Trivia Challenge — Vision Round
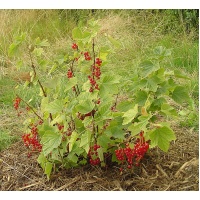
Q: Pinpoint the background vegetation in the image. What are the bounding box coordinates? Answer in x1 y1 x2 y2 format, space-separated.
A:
0 9 199 151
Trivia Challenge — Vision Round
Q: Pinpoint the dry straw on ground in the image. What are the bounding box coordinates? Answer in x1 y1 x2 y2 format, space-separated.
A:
0 124 198 191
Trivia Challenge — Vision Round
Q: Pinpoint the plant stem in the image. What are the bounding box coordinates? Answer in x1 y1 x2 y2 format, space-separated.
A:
28 48 53 121
70 58 80 96
92 38 96 80
92 38 96 138
16 94 43 120
112 93 119 110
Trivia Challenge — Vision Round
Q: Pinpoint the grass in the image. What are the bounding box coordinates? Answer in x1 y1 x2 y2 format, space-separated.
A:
0 9 198 150
0 130 18 151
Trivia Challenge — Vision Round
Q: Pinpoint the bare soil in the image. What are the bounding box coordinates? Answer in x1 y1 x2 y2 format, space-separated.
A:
0 125 199 191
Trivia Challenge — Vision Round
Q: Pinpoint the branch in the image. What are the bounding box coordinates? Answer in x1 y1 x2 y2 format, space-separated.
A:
28 48 53 121
70 58 80 96
92 38 96 80
16 94 43 121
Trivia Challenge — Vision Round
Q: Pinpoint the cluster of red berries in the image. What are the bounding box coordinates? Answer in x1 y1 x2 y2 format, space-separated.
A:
84 52 91 61
92 65 101 79
124 144 135 168
115 131 149 169
72 43 78 50
88 58 102 92
133 132 149 166
57 123 64 131
66 127 72 136
88 144 101 165
115 144 135 169
67 69 73 79
110 105 116 111
26 106 30 111
22 125 42 155
77 110 96 121
96 98 101 104
95 58 102 66
115 148 125 162
56 123 73 137
13 97 21 110
88 76 99 92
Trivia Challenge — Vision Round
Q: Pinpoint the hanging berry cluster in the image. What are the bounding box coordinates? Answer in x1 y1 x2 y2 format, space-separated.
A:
84 52 91 61
95 58 102 66
67 69 73 79
56 123 72 141
88 144 101 165
13 97 22 116
57 123 64 131
115 131 149 170
71 43 78 50
13 97 21 110
133 131 149 166
22 124 42 156
88 58 102 93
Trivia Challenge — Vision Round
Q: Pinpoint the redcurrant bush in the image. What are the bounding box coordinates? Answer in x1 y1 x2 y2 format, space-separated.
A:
10 20 193 180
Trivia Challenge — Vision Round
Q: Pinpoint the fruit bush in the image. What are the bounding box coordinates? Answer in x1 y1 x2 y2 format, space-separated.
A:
10 20 194 179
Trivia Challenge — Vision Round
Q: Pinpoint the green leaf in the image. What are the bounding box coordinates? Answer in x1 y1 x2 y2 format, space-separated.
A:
106 118 125 139
146 75 161 92
128 115 150 136
174 70 190 80
149 126 176 152
116 100 134 112
69 131 78 152
35 38 50 47
80 131 92 153
122 104 138 125
171 86 190 104
45 99 64 114
75 99 95 114
97 135 112 149
161 103 178 117
154 46 171 57
99 51 108 61
64 77 78 92
67 152 78 163
97 148 104 162
51 114 66 126
82 116 93 127
99 74 121 96
101 74 120 84
8 43 19 56
149 97 167 111
41 97 49 113
41 130 62 156
99 46 112 61
72 27 82 39
37 153 53 180
154 46 165 55
100 83 118 96
37 152 47 169
33 48 44 57
51 148 62 161
8 32 26 56
139 60 159 78
135 90 148 106
48 64 58 75
156 81 169 96
107 35 121 48
70 140 84 155
45 162 53 180
98 103 112 119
